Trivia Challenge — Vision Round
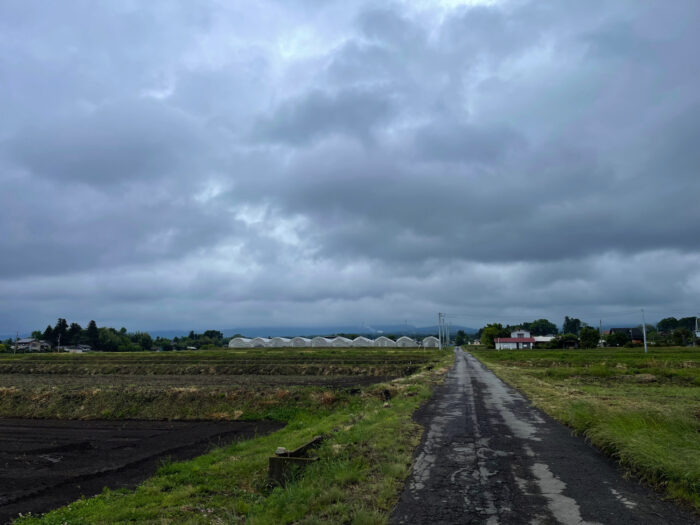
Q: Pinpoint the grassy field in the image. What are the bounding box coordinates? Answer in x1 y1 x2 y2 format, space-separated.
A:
470 347 700 509
2 347 453 524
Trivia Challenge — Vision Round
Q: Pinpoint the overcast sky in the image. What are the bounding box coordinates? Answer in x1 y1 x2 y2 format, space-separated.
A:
1 0 699 333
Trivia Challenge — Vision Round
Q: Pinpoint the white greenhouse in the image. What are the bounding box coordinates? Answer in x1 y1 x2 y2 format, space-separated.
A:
374 336 397 347
352 336 374 347
269 337 291 347
228 337 252 348
250 337 271 348
291 337 311 347
331 336 353 347
311 336 332 347
396 336 418 347
422 336 439 348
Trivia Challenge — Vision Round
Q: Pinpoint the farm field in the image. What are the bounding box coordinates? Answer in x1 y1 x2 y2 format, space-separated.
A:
1 347 452 524
0 419 282 524
470 347 700 509
0 348 437 421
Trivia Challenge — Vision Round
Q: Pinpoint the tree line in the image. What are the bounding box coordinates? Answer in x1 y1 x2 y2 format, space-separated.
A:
0 319 231 353
476 315 698 349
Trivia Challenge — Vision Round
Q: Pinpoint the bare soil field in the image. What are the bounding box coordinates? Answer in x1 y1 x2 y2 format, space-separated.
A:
0 419 282 524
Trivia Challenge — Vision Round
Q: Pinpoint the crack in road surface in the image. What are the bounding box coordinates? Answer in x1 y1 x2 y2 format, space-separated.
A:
391 348 697 525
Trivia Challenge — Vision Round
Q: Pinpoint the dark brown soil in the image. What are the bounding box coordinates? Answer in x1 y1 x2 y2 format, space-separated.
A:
0 418 283 524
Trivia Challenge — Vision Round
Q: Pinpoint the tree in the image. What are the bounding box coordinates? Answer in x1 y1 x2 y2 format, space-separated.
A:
138 333 153 350
562 316 582 335
42 325 55 346
480 324 508 348
202 330 223 341
31 330 42 339
454 330 467 346
54 318 68 344
154 337 173 351
678 317 696 331
657 317 678 332
579 326 599 349
98 328 121 352
67 323 82 345
672 327 691 346
523 319 558 336
86 320 99 348
558 333 580 348
606 331 628 347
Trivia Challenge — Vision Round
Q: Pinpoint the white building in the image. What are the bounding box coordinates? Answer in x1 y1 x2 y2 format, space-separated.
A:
331 336 353 347
533 335 555 345
422 336 439 348
269 337 291 347
495 330 535 350
311 336 332 347
396 336 418 347
250 337 271 348
374 336 397 347
228 337 252 348
291 337 311 347
352 336 374 347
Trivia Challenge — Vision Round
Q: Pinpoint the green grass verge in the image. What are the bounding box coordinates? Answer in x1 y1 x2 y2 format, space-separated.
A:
13 352 454 524
470 347 700 510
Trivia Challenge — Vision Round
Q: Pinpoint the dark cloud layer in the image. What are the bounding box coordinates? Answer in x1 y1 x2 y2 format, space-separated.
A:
1 0 699 332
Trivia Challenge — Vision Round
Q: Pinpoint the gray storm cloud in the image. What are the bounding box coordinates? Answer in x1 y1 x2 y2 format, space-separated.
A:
1 0 698 333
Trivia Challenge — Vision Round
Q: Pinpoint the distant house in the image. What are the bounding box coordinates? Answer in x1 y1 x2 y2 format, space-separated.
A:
422 336 439 348
533 335 555 347
64 345 92 353
607 327 644 343
14 338 51 352
495 330 536 350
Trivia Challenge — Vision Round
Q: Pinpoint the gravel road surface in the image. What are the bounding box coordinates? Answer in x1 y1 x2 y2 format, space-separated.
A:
391 348 697 525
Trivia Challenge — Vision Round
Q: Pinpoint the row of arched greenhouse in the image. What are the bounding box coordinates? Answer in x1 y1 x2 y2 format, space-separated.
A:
228 335 440 348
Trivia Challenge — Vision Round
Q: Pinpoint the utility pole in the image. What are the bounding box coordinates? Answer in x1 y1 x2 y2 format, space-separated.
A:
441 313 445 349
438 313 442 350
641 309 648 354
599 320 603 347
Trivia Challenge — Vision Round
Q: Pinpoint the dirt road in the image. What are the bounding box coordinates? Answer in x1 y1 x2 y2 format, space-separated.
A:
391 348 697 524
